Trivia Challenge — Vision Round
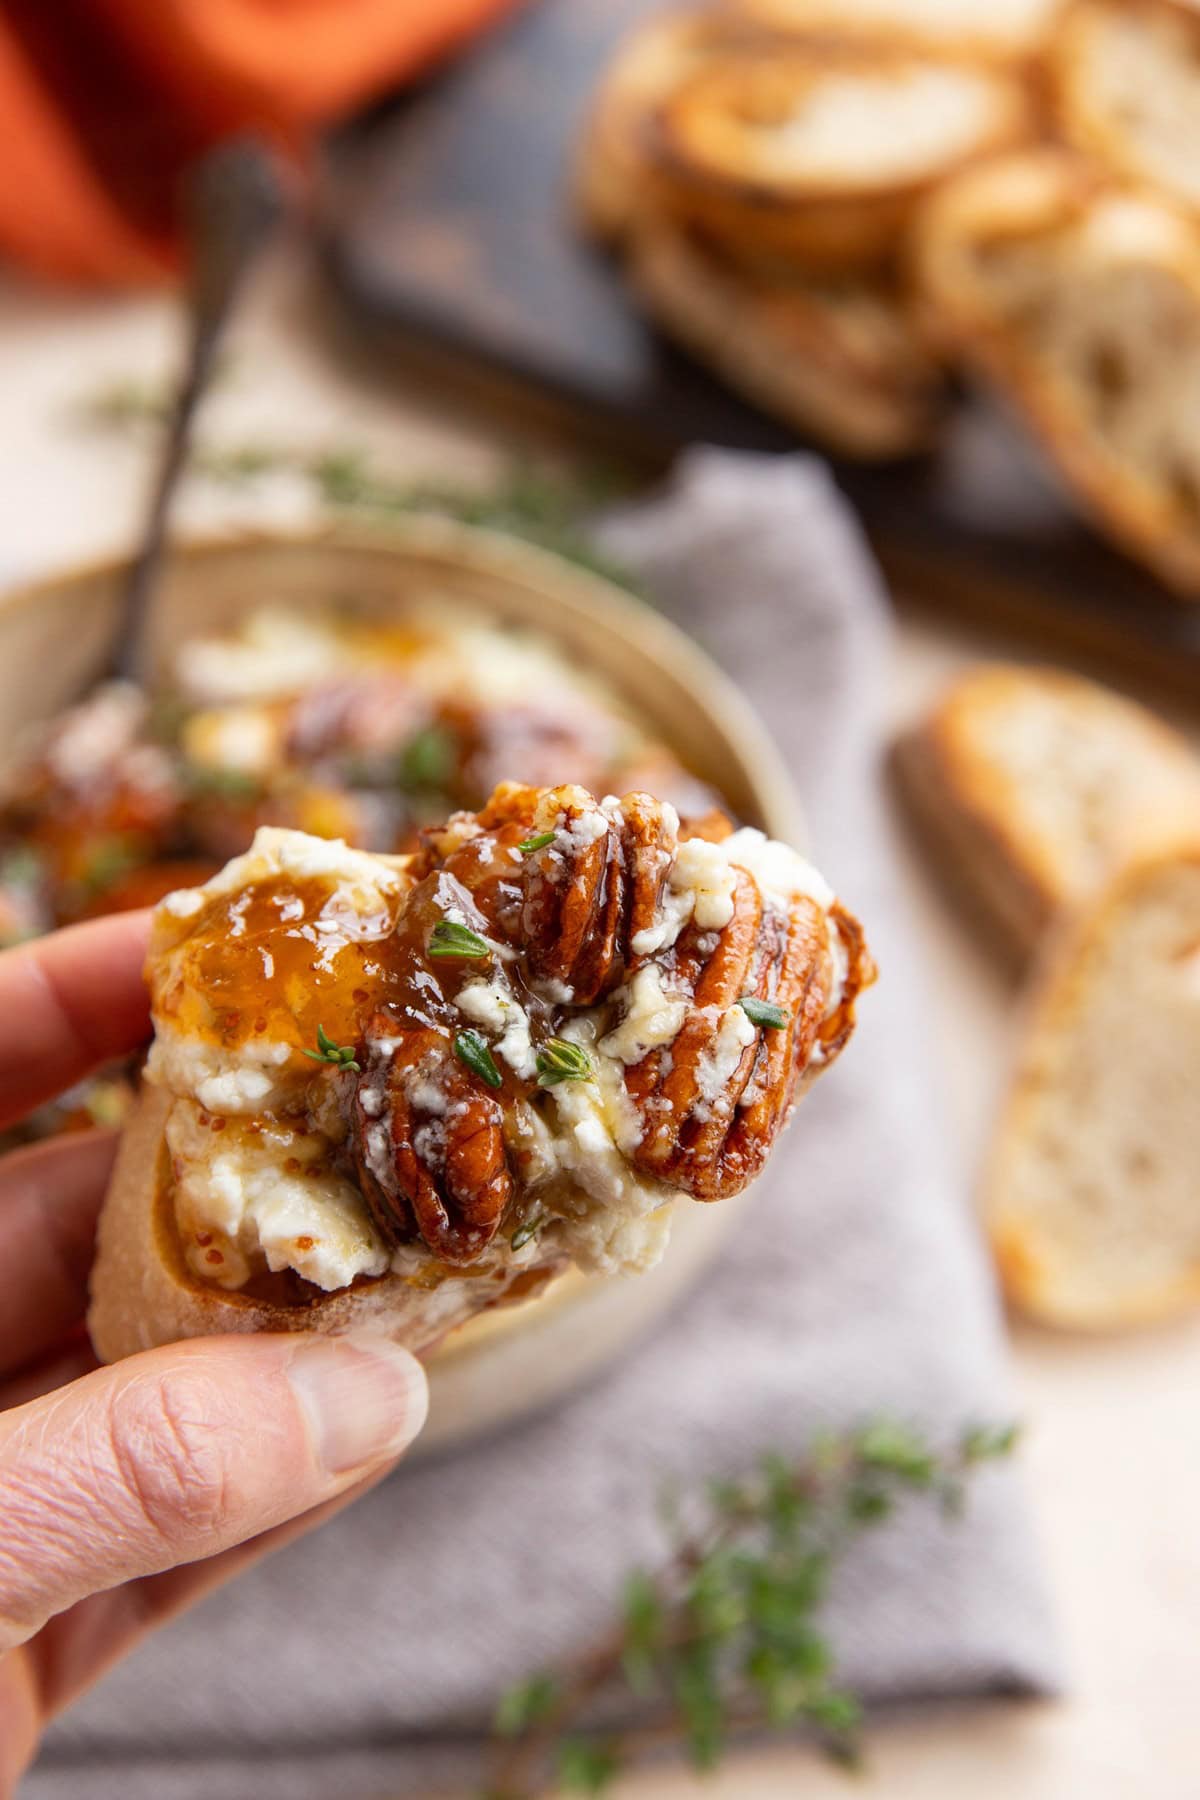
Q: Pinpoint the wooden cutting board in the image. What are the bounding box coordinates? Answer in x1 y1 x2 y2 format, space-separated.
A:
320 0 1200 691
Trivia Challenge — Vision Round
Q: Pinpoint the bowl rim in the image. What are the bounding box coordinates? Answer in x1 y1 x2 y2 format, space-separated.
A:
0 514 802 843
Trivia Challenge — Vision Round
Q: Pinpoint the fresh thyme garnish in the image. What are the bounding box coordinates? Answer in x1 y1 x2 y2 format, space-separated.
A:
487 1420 1020 1797
454 1029 503 1089
77 375 643 593
398 725 455 793
428 919 492 960
510 1210 547 1252
739 996 789 1030
301 1024 361 1072
536 1039 592 1086
517 832 557 855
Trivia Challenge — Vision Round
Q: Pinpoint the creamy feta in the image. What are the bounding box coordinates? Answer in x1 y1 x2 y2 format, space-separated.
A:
166 1102 388 1292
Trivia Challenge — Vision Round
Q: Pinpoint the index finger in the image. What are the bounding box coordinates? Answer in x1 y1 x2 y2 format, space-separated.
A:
0 912 151 1128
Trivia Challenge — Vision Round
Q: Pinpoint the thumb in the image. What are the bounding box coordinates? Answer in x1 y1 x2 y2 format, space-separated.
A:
0 1332 426 1653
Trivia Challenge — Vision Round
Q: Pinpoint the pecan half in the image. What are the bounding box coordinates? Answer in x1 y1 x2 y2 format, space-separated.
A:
353 1018 513 1265
624 884 872 1199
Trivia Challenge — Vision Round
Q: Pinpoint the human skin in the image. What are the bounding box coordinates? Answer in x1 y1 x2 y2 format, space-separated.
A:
0 911 428 1794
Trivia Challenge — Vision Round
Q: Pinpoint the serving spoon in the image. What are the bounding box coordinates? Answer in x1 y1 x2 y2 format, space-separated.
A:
109 137 289 684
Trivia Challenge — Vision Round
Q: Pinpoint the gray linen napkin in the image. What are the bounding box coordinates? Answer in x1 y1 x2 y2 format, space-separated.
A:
31 449 1058 1799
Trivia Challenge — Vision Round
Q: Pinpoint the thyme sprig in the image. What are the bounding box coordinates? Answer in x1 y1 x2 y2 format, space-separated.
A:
486 1419 1019 1798
301 1023 361 1072
77 377 640 593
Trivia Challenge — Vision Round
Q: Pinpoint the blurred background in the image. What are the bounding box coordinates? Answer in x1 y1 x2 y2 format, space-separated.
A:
1 1 1198 1796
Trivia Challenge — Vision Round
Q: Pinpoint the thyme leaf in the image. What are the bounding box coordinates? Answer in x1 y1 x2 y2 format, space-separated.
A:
536 1039 592 1087
454 1029 503 1090
510 1210 548 1253
428 919 491 960
516 832 556 855
739 996 789 1030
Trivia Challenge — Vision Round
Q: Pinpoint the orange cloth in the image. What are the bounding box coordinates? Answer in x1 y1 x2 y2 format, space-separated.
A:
0 0 524 285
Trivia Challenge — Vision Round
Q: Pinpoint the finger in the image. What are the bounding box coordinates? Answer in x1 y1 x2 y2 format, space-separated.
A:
0 1331 427 1655
0 912 151 1130
28 1468 391 1724
0 1132 116 1377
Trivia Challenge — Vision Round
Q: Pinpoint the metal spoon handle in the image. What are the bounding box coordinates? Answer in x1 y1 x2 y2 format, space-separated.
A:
111 137 288 683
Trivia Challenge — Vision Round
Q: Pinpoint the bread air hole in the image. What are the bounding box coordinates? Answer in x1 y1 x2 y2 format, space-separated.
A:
1088 339 1131 409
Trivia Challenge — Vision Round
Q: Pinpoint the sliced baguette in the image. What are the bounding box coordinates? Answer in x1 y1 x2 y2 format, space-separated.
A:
730 0 1063 61
644 43 1034 270
575 11 741 243
896 662 1200 957
631 222 944 457
88 1085 566 1363
988 835 1200 1328
1051 0 1200 217
914 150 1200 595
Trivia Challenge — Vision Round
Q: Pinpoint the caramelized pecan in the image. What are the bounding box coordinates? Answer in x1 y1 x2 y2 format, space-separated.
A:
418 782 686 1003
624 885 874 1199
353 1018 513 1265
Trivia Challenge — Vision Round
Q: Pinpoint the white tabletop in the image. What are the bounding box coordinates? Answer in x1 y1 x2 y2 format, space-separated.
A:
2 248 1196 1800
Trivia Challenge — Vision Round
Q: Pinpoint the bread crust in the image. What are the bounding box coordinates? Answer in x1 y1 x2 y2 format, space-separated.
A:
87 1087 563 1364
893 714 1051 959
986 835 1200 1329
631 223 943 457
912 149 1200 596
895 662 1200 957
729 0 1061 62
575 11 741 243
643 44 1034 272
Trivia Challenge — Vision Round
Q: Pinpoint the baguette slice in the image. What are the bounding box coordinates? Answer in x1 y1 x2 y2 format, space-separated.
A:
896 663 1200 956
576 11 740 243
1051 0 1200 217
914 150 1200 595
631 223 944 457
645 43 1033 270
988 836 1200 1328
730 0 1063 61
88 1085 563 1362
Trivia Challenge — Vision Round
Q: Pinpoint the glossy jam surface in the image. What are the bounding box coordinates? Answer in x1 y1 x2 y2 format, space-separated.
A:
153 817 565 1103
155 875 408 1063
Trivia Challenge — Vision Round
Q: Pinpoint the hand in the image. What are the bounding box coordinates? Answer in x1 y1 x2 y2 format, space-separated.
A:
0 912 428 1793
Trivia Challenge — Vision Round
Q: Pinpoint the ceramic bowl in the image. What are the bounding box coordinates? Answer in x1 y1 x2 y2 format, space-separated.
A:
0 520 799 1455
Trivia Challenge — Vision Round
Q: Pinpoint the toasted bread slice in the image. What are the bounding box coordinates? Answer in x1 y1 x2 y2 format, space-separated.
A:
644 43 1033 270
576 11 741 243
896 663 1200 957
988 836 1200 1328
731 0 1062 61
631 222 943 457
88 1086 564 1362
1051 0 1200 217
914 150 1200 595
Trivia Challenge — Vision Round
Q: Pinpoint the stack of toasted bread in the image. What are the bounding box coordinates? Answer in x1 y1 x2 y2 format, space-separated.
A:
897 661 1200 1330
580 0 1200 595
